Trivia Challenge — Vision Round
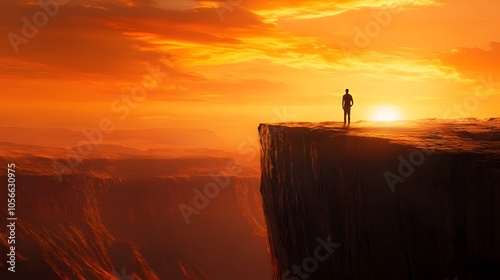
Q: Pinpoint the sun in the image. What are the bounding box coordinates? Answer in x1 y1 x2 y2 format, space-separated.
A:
371 106 401 122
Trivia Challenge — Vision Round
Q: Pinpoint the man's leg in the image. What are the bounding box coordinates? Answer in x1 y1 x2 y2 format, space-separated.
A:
344 109 347 124
348 108 351 124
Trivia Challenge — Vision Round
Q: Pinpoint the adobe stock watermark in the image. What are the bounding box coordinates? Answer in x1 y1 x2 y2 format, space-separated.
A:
282 235 340 280
51 61 169 182
384 148 434 192
340 1 410 57
177 160 242 225
444 74 499 118
215 0 243 22
385 74 499 192
178 106 296 224
112 267 135 280
7 0 69 54
269 106 296 132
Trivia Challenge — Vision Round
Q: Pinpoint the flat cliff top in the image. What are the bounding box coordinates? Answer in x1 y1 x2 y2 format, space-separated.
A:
260 118 500 159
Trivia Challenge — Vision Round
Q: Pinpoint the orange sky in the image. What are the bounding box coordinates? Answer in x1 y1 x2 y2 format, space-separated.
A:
1 0 499 146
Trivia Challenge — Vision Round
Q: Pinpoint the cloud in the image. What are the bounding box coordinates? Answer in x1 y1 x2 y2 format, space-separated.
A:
438 42 500 79
216 0 442 21
0 1 271 80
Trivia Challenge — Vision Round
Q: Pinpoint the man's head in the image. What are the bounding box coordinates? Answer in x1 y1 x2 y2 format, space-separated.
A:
345 89 349 94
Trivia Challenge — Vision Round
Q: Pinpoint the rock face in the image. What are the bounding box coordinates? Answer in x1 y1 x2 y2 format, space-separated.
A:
259 120 500 280
0 155 271 280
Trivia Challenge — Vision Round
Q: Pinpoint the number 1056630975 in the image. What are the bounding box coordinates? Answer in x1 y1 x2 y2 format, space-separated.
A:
7 163 16 216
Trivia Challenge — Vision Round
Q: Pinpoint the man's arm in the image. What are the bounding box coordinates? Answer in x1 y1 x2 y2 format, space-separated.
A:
342 96 345 108
351 96 354 107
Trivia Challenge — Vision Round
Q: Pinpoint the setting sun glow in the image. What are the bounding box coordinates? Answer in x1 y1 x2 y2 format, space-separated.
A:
371 106 401 122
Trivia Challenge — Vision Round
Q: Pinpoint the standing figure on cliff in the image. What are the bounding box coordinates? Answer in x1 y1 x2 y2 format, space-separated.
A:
342 89 354 124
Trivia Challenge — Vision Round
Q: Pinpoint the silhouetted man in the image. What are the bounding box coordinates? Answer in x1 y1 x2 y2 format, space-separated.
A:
342 89 354 124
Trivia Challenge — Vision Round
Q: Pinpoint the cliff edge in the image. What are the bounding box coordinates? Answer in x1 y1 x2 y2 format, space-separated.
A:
259 120 500 279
